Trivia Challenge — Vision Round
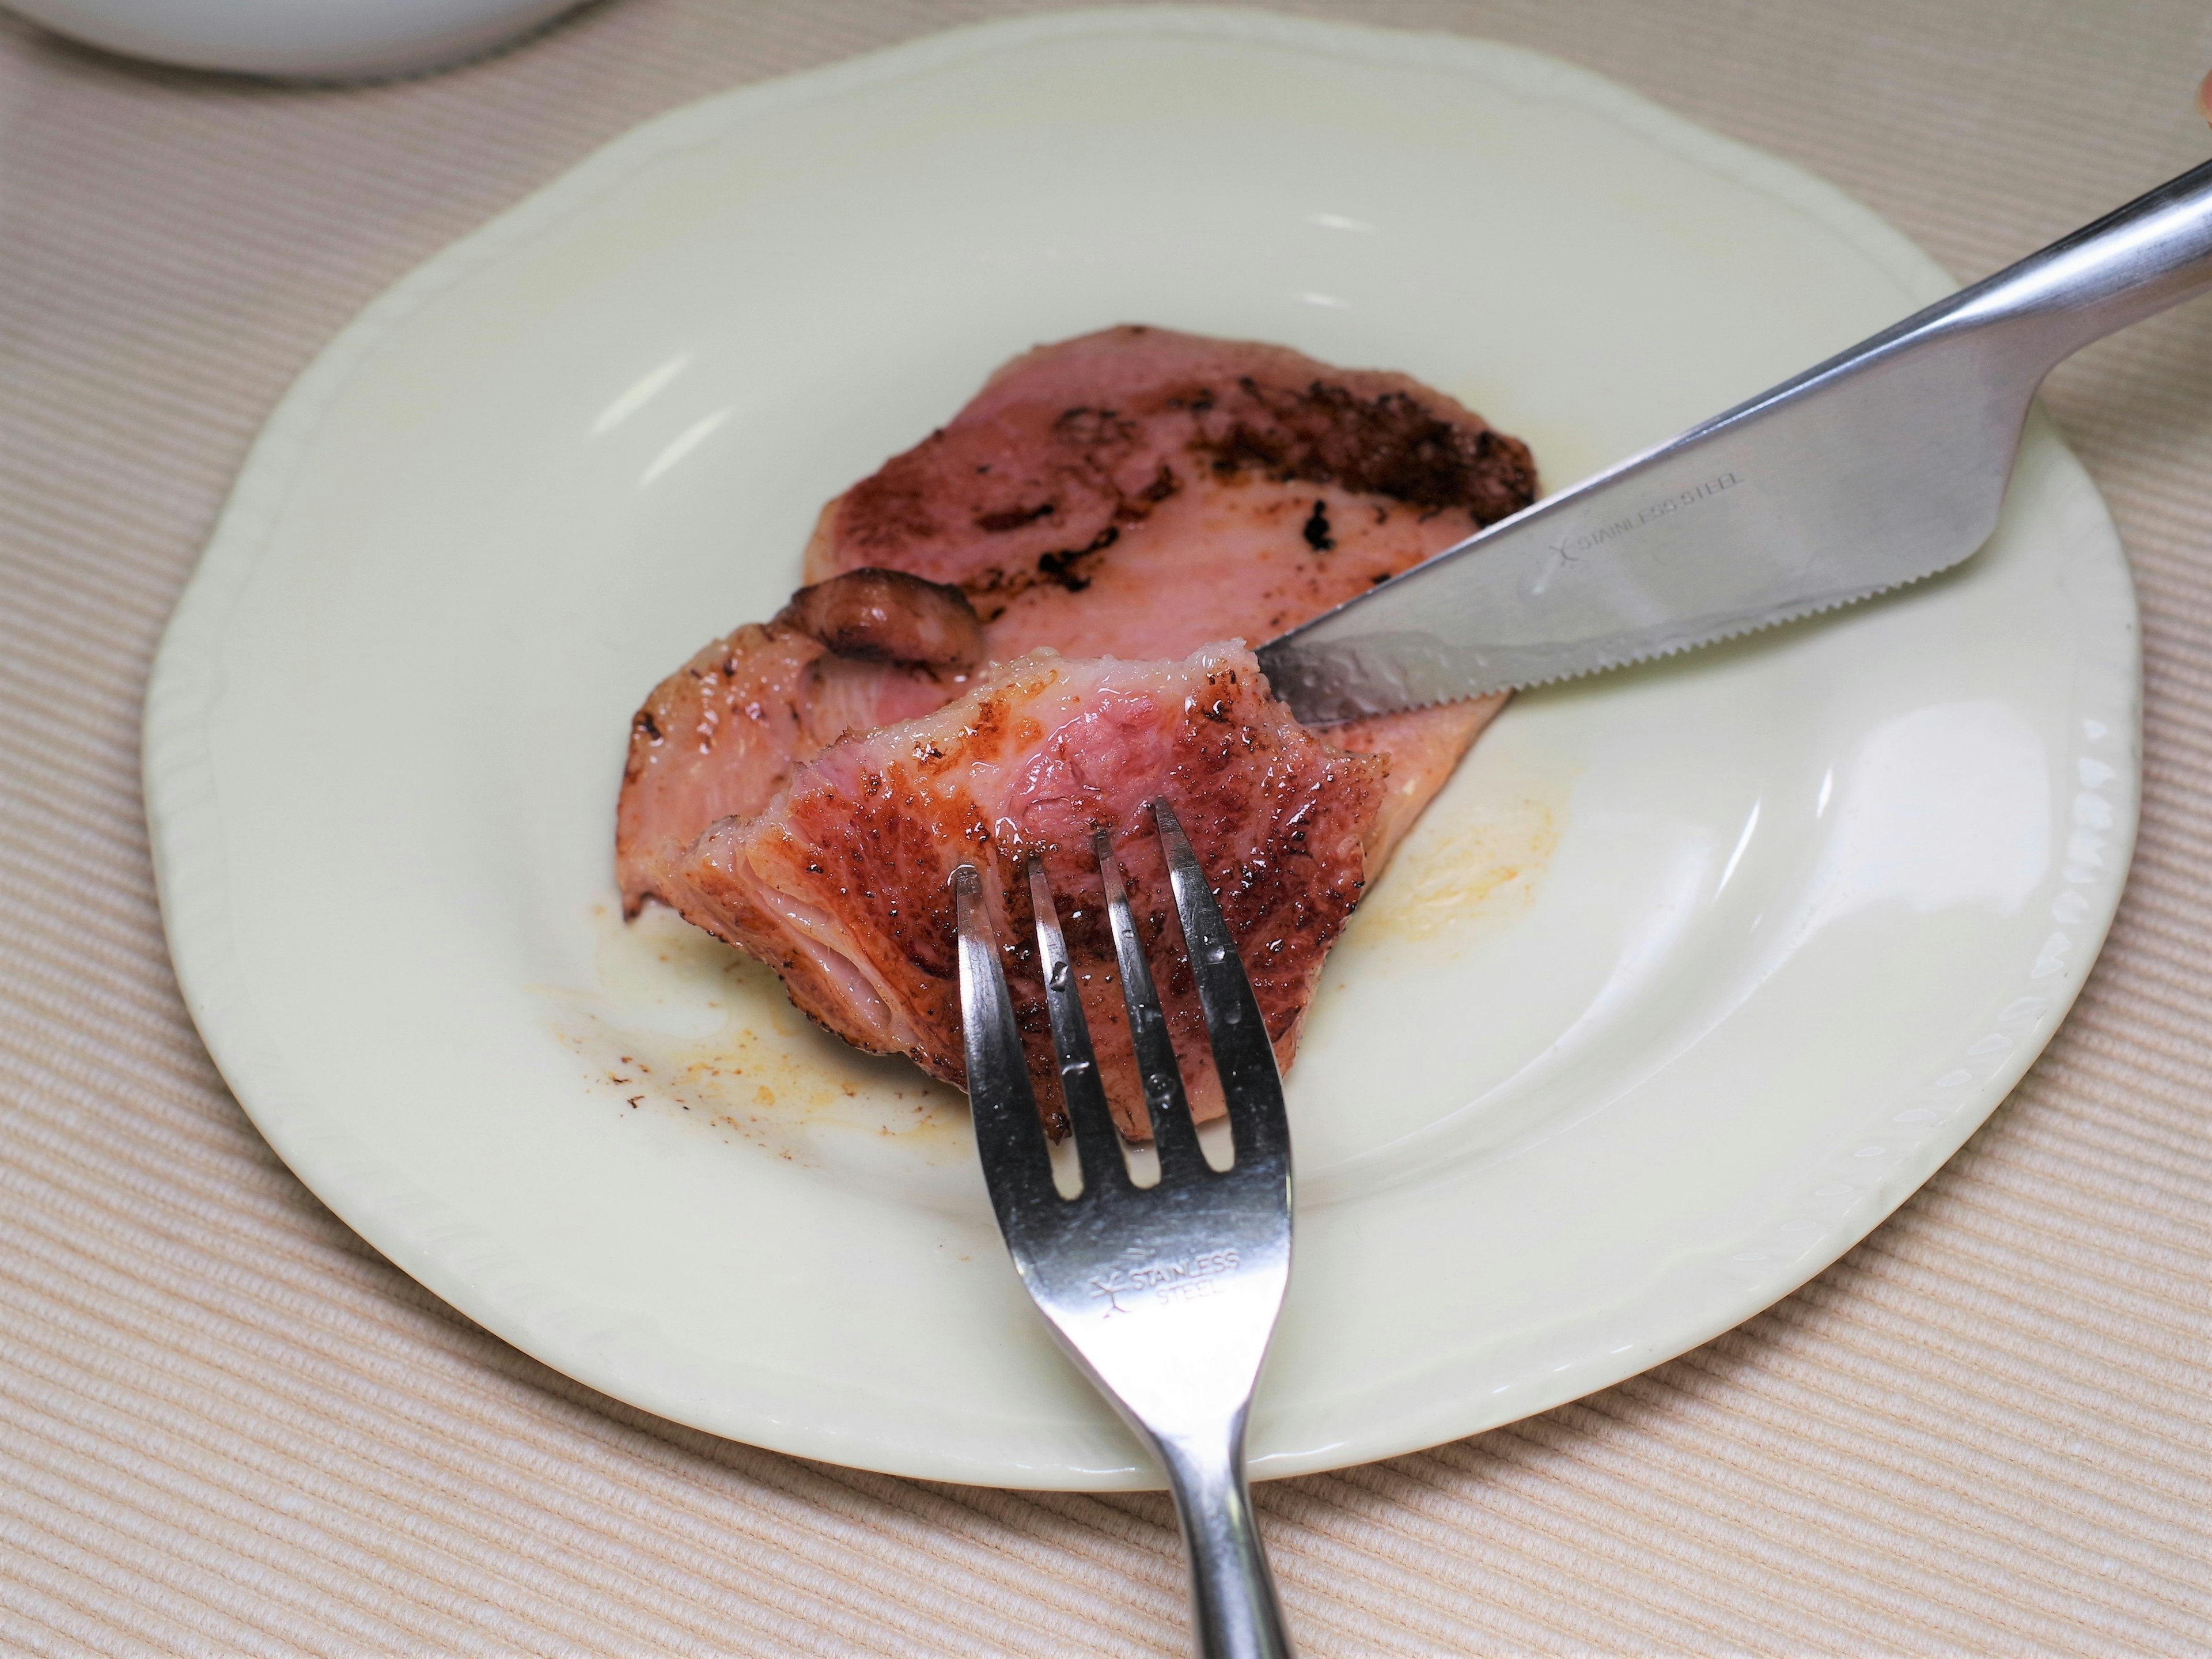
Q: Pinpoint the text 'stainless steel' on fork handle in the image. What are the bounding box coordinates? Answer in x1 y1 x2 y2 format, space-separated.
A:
953 802 1296 1659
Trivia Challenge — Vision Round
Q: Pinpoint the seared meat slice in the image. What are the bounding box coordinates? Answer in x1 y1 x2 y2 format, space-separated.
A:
804 325 1536 654
616 569 982 916
801 325 1537 861
615 329 1539 1127
654 643 1385 1138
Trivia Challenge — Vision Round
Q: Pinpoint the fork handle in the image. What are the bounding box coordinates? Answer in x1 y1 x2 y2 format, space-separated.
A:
1156 1419 1295 1659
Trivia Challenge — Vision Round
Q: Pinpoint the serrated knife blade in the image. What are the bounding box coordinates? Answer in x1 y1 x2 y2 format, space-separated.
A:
1258 157 2212 724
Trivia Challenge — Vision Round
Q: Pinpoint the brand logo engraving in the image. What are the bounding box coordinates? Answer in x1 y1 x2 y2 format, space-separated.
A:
1086 1248 1241 1316
1546 471 1743 566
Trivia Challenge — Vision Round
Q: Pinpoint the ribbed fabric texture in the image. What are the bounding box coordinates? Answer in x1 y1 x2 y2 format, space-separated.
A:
2 2 2208 1652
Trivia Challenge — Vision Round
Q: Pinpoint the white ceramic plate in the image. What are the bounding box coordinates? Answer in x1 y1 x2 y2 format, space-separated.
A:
145 9 2139 1489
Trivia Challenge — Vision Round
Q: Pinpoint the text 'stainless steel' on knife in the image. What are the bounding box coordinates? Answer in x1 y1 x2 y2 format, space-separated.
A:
1259 158 2212 723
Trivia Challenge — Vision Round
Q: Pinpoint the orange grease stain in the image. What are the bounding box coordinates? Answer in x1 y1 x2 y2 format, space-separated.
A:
1354 797 1560 944
549 903 969 1169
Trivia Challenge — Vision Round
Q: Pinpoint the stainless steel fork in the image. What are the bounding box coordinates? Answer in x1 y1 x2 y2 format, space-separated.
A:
952 798 1296 1659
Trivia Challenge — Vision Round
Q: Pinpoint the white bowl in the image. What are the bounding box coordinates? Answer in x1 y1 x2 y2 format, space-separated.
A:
6 0 586 79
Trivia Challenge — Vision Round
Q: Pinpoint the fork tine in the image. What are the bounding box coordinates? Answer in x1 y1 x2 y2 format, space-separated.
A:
1025 849 1128 1194
1094 826 1210 1185
1150 799 1291 1168
952 863 1055 1205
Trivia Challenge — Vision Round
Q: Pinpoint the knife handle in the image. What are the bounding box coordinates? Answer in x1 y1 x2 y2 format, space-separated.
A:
1894 155 2212 384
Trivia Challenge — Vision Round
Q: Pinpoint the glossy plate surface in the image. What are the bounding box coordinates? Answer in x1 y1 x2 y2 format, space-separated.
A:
145 9 2139 1488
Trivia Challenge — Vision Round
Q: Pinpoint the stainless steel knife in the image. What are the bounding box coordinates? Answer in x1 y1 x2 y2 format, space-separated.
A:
1257 158 2212 724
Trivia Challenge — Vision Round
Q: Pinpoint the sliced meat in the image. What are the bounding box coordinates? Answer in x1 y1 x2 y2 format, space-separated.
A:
804 325 1537 653
801 324 1535 859
617 328 1539 1129
616 569 982 916
1337 702 1503 863
654 643 1385 1138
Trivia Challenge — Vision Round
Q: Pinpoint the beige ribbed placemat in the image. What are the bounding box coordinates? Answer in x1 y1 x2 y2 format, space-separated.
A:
3 1 2209 1652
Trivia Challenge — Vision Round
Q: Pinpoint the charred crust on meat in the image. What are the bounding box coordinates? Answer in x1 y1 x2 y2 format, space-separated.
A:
967 696 1007 745
1035 525 1118 592
1302 499 1334 552
1194 377 1537 524
974 501 1056 533
1113 463 1181 524
963 490 1153 612
632 708 663 744
836 469 942 550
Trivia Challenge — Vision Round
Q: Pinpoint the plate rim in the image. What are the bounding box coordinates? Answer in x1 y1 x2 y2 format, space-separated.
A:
143 5 2143 1488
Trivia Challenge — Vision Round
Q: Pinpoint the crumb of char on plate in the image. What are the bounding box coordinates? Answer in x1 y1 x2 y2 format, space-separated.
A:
646 643 1385 1141
800 323 1534 862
